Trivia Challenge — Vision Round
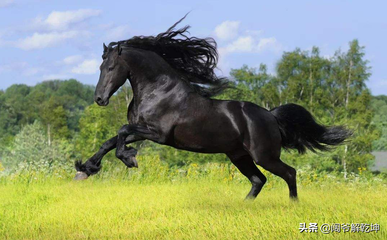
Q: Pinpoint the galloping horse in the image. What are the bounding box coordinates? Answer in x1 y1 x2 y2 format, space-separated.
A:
74 16 351 200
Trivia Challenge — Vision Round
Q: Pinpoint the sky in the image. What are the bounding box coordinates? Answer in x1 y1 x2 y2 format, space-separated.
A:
0 0 386 95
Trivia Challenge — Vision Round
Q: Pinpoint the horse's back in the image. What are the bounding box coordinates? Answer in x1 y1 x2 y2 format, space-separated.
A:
170 97 280 155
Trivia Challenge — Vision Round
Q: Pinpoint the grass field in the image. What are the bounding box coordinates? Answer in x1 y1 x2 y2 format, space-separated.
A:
0 175 386 240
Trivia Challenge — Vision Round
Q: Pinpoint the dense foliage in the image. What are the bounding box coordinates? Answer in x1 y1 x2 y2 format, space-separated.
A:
0 79 94 148
372 95 387 150
0 39 386 177
1 121 73 174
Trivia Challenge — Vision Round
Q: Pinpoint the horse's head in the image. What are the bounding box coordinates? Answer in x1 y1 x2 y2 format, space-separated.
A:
95 43 129 106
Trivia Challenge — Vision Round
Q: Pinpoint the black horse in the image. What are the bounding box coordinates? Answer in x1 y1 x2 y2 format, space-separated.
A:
75 16 351 200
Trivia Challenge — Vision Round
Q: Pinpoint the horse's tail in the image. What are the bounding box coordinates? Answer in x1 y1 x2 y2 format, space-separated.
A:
270 103 352 154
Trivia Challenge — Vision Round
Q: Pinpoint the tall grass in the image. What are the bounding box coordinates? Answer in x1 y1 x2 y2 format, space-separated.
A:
0 156 386 239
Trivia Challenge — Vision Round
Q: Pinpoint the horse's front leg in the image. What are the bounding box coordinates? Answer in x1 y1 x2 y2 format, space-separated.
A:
74 136 118 180
115 124 158 168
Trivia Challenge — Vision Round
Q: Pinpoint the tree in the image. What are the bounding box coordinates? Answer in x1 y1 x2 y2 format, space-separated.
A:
40 96 70 143
371 95 387 150
1 121 73 173
0 79 94 155
330 40 377 176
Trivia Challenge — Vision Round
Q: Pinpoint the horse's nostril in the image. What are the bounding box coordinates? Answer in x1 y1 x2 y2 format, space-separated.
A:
95 96 108 106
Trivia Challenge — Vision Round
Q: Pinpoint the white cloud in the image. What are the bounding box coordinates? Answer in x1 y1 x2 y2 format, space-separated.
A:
63 55 83 65
0 0 13 8
220 36 282 55
16 31 88 50
223 36 254 53
245 29 262 36
71 59 100 75
13 31 90 50
214 21 283 57
214 21 240 41
257 37 282 53
34 9 101 31
106 25 131 41
12 9 100 50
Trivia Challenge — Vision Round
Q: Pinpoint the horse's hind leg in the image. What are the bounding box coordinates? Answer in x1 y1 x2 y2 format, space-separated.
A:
242 109 297 199
227 151 267 200
240 104 297 199
256 156 298 199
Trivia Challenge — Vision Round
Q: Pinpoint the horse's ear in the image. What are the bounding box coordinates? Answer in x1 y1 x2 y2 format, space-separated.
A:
103 43 108 52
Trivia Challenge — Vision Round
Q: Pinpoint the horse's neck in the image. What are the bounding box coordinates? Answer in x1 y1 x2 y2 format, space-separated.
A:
128 74 194 104
124 48 197 105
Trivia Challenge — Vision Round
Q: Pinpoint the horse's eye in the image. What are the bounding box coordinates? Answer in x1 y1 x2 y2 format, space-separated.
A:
108 66 114 71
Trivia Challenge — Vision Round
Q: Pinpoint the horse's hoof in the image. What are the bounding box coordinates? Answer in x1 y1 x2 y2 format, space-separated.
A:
74 171 89 180
130 156 138 168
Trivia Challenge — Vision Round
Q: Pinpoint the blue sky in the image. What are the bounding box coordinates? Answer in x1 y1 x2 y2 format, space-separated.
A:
0 0 386 95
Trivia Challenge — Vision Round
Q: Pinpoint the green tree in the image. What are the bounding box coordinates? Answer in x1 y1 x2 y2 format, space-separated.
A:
371 95 387 150
0 79 94 155
40 96 70 143
1 121 73 173
331 40 378 176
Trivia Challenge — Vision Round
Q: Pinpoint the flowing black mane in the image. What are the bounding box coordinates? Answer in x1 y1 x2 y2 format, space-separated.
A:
106 15 229 97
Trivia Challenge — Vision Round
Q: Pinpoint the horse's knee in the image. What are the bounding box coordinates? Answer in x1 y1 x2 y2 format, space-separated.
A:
289 166 296 176
287 167 296 181
127 147 138 156
250 175 266 187
115 149 124 159
118 124 130 136
116 147 137 159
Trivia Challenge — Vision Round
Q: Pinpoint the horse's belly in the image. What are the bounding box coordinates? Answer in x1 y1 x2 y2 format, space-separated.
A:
171 124 241 153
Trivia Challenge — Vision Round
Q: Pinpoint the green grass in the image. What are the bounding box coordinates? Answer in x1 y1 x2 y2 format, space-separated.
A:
0 177 386 239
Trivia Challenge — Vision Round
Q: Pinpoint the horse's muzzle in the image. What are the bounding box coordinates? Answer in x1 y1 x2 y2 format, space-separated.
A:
95 97 109 106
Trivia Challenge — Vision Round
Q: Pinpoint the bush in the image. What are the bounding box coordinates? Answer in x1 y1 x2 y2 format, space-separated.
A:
1 121 74 175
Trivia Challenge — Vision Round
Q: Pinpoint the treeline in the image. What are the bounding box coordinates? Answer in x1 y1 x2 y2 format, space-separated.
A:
0 79 94 147
0 39 386 175
0 80 131 172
